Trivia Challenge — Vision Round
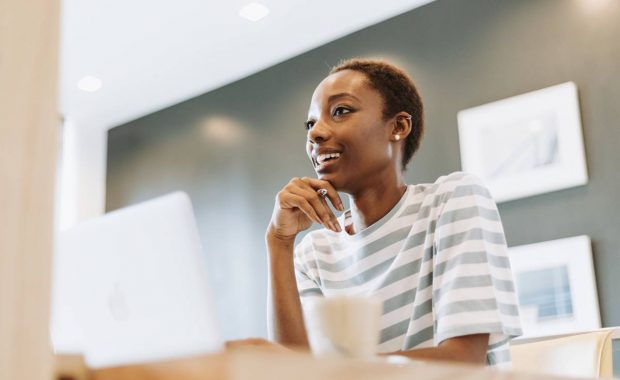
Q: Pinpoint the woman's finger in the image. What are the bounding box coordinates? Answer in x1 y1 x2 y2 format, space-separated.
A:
278 192 323 226
299 177 344 211
289 186 341 232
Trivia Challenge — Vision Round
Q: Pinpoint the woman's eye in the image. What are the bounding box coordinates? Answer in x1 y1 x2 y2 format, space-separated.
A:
333 106 352 117
304 120 315 130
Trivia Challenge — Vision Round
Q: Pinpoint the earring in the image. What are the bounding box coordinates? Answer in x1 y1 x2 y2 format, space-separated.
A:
394 135 401 141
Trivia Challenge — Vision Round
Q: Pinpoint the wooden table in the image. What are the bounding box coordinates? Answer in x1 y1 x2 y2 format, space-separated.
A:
56 348 586 380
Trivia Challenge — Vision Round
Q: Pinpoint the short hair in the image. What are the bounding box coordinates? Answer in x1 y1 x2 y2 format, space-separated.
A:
329 59 424 171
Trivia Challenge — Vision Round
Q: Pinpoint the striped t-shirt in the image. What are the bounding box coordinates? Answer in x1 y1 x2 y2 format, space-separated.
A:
293 172 522 368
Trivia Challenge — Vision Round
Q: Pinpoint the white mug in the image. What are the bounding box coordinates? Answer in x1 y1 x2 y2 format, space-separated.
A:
304 296 382 359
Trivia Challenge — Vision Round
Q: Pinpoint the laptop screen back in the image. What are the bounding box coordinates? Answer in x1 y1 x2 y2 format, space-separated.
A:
56 192 222 368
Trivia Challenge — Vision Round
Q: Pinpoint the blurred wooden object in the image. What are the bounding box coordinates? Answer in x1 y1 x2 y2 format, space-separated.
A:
89 348 598 380
90 353 228 380
0 0 61 378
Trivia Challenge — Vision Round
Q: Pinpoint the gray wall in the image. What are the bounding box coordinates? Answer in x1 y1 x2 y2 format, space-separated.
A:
107 0 620 343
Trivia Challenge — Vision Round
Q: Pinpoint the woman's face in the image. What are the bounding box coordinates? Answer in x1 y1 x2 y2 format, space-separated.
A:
305 69 397 193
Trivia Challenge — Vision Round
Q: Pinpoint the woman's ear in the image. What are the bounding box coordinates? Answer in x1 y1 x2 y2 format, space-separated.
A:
391 112 413 142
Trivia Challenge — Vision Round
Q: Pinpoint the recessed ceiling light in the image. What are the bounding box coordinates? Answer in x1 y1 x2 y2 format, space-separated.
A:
239 2 270 22
77 76 102 92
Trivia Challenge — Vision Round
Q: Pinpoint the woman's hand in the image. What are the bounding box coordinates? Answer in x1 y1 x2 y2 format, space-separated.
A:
267 177 344 241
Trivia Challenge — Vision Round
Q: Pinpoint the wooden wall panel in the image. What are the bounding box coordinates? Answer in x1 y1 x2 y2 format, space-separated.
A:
0 0 61 378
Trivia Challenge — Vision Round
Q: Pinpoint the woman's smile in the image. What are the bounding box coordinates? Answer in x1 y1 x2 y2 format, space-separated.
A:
314 151 343 173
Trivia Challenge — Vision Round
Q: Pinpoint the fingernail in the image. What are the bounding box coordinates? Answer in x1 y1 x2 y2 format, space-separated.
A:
334 221 342 232
327 221 335 232
338 202 345 211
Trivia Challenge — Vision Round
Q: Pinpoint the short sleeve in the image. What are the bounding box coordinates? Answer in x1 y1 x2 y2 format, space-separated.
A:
293 238 324 304
431 174 522 349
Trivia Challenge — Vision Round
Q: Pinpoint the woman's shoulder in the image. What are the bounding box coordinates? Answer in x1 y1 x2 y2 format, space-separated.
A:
412 171 485 195
410 171 493 208
433 171 485 187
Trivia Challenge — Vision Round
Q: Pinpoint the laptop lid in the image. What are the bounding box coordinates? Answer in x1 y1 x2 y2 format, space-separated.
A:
57 192 222 368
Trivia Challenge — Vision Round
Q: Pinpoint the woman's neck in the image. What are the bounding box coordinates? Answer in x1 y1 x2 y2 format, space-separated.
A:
347 177 407 233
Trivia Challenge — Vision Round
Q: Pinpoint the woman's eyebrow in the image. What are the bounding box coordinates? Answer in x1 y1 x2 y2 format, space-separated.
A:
327 92 360 103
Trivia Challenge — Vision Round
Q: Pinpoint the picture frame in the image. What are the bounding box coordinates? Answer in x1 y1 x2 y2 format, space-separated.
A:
508 235 601 340
457 82 588 203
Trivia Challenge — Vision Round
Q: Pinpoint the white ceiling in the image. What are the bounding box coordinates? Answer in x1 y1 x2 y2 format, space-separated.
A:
59 0 434 130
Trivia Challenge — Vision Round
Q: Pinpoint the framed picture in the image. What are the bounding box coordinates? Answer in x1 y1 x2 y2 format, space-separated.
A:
457 82 588 203
508 235 600 340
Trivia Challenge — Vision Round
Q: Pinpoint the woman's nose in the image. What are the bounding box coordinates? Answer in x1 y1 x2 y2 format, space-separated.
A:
307 120 330 144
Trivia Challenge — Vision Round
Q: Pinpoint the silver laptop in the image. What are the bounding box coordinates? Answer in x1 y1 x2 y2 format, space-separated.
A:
55 192 222 368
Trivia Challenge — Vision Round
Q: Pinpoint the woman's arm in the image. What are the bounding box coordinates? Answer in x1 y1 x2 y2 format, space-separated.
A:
266 231 309 348
382 334 489 365
265 177 342 348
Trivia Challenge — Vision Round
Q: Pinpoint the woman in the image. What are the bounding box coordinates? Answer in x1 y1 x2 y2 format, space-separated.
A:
230 59 521 368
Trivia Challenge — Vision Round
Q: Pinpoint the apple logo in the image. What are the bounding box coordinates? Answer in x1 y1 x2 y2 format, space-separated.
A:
107 282 130 321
